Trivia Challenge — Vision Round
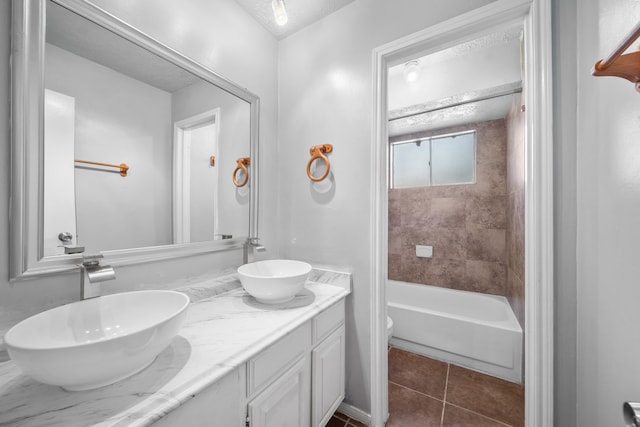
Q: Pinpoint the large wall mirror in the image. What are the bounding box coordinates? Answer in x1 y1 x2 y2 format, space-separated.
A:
10 0 260 279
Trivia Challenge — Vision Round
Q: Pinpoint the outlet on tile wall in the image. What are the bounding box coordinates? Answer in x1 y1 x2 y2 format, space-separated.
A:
416 245 433 258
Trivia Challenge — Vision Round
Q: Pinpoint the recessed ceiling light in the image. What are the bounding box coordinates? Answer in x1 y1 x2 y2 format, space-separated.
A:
403 60 420 83
272 0 288 26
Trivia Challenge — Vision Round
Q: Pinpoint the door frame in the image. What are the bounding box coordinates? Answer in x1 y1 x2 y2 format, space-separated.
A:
369 0 554 425
172 108 220 244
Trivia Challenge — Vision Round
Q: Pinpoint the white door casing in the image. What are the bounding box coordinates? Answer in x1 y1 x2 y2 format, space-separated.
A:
173 109 220 244
43 89 77 257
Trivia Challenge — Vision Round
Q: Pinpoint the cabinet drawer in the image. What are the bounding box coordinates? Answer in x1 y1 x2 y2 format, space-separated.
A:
248 321 311 395
313 300 345 345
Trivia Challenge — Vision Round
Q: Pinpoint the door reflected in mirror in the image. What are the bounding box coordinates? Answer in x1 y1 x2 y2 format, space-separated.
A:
43 0 251 255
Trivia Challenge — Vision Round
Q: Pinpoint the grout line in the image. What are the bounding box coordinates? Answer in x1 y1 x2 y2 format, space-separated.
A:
334 412 349 423
440 363 450 426
444 402 514 427
443 363 450 402
389 380 445 403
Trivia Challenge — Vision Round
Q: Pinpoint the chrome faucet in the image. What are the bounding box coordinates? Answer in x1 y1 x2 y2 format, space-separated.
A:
80 253 115 300
243 238 266 264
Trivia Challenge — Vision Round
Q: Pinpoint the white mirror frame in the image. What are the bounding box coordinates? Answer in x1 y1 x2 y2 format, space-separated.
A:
370 0 553 425
10 0 260 280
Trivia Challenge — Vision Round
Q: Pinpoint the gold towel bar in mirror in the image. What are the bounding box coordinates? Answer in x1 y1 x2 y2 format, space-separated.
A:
233 157 250 187
74 159 129 177
307 144 333 182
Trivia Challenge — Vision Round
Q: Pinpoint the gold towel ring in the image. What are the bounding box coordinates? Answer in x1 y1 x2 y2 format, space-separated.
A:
307 144 333 182
233 157 250 187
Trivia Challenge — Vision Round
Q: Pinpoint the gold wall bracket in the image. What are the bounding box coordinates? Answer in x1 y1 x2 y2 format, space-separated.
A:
593 22 640 92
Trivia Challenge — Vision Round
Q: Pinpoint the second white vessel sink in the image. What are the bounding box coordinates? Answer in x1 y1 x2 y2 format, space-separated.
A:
238 259 312 304
4 290 189 391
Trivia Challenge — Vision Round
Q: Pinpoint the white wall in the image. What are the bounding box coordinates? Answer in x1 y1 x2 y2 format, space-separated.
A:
277 0 493 413
0 0 278 345
575 0 640 425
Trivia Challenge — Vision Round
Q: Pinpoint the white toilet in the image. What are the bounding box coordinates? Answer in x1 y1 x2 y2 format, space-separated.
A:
386 316 394 343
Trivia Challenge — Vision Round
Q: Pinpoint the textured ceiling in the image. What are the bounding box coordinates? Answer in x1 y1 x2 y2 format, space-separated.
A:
389 95 518 137
388 25 523 81
233 0 355 40
388 25 523 135
47 1 200 93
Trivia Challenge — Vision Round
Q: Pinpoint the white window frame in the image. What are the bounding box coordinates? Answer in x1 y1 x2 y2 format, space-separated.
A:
389 129 476 189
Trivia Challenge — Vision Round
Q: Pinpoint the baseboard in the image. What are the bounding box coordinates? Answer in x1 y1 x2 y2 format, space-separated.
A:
338 402 371 426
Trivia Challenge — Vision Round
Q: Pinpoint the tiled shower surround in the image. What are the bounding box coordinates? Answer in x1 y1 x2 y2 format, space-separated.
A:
388 98 525 327
505 96 526 328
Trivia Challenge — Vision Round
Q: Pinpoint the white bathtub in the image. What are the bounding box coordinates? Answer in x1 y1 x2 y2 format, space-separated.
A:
387 280 523 383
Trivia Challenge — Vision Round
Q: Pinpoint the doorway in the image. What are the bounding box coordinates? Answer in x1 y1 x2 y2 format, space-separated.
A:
173 109 220 244
370 1 553 426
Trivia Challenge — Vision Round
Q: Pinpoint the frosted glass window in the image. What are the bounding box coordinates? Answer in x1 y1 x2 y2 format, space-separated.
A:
431 132 475 185
391 140 430 188
390 130 475 188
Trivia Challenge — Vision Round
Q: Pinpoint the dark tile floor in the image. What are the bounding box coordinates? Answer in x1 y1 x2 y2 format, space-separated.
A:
327 411 367 427
329 347 524 427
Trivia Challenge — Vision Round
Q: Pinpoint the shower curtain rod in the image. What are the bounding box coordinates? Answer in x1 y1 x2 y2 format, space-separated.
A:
388 82 523 122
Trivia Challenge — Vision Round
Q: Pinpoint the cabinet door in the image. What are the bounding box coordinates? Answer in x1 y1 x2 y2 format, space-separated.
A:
248 357 310 427
312 325 345 427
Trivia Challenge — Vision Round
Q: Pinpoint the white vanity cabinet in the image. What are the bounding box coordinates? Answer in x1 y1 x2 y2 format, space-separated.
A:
312 326 346 426
248 357 310 427
151 366 246 427
246 298 346 427
151 299 345 427
311 300 347 427
246 321 312 427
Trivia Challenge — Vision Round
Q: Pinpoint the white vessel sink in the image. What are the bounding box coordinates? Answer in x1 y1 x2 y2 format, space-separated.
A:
4 290 189 391
238 259 312 304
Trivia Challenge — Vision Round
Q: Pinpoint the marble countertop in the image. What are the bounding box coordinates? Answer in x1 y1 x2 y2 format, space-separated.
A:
0 268 351 426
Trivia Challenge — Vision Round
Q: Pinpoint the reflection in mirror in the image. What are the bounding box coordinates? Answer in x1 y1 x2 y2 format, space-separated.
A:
44 0 250 254
10 0 259 279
